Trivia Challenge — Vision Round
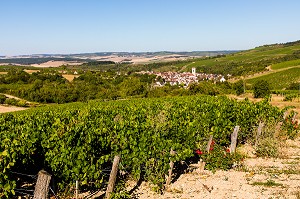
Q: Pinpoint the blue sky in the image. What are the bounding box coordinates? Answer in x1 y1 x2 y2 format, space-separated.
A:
1 0 300 55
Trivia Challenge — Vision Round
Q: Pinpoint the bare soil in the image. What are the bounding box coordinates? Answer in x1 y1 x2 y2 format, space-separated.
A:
24 69 40 74
0 105 27 113
130 138 300 199
62 74 80 81
31 61 83 67
0 94 30 113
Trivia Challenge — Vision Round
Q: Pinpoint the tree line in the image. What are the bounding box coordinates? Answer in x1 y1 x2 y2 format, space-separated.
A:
0 69 235 104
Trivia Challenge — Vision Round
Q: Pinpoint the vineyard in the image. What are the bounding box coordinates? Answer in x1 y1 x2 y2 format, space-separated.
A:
0 95 289 198
271 59 300 70
246 67 300 90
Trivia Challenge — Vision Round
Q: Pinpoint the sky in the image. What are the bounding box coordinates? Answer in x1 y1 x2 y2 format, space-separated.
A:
1 0 300 55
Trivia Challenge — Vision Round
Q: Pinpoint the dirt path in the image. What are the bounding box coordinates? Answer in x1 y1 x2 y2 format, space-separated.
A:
0 93 32 113
0 105 27 113
132 138 300 199
1 93 24 101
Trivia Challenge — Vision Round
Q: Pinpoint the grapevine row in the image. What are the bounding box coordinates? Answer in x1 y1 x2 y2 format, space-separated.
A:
0 95 283 197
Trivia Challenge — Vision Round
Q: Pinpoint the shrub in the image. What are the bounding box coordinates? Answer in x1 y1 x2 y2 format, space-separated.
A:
4 98 18 106
0 94 6 104
234 80 244 95
282 111 299 139
198 144 244 172
16 100 28 107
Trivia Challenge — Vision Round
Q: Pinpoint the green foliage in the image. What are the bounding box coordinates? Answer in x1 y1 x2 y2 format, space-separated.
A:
253 80 271 98
287 82 300 90
283 94 299 101
188 82 221 95
233 80 245 95
200 144 244 171
0 96 283 197
4 98 18 106
0 94 6 104
110 180 131 199
0 97 28 107
282 111 299 139
271 59 300 70
0 69 235 103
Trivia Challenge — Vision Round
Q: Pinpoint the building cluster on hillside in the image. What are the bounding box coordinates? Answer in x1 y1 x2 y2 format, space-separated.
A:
138 68 226 88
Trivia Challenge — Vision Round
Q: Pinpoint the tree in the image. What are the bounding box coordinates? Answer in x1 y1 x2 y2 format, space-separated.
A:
233 80 244 95
253 80 270 98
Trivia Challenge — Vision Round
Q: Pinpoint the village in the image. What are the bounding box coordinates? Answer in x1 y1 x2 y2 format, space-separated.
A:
138 68 227 88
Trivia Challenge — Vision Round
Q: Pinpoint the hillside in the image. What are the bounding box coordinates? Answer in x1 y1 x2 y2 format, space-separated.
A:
175 40 300 76
246 67 300 90
1 41 300 79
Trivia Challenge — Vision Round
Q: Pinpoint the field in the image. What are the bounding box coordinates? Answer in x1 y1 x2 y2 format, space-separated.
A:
23 69 39 74
62 74 79 81
31 60 83 68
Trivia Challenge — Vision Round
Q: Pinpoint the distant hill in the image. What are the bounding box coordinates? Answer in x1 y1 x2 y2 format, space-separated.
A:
1 40 300 90
0 51 237 65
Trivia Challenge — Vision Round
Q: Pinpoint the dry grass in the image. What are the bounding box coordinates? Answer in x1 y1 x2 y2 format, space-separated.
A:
24 69 39 74
62 74 79 82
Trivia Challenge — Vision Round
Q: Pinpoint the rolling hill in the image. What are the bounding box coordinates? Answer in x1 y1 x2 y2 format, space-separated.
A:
175 40 300 76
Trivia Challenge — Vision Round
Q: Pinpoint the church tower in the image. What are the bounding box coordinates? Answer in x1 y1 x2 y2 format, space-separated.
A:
192 67 196 75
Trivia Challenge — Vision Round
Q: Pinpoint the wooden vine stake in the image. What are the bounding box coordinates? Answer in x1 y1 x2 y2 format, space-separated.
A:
105 155 121 199
75 180 79 199
230 126 240 154
206 135 213 153
292 112 298 123
165 149 176 189
255 122 264 148
33 170 52 199
283 111 289 120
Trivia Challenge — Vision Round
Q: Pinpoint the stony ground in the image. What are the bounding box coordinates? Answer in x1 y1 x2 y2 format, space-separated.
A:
130 139 300 199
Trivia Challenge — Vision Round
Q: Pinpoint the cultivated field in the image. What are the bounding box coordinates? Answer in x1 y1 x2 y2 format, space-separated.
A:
31 60 83 67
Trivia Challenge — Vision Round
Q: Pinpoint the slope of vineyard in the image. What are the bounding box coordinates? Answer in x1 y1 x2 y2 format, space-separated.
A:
0 95 284 197
271 59 300 70
174 41 300 76
246 67 300 89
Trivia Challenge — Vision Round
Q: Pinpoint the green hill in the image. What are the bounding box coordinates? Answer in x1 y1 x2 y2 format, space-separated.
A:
138 40 300 76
